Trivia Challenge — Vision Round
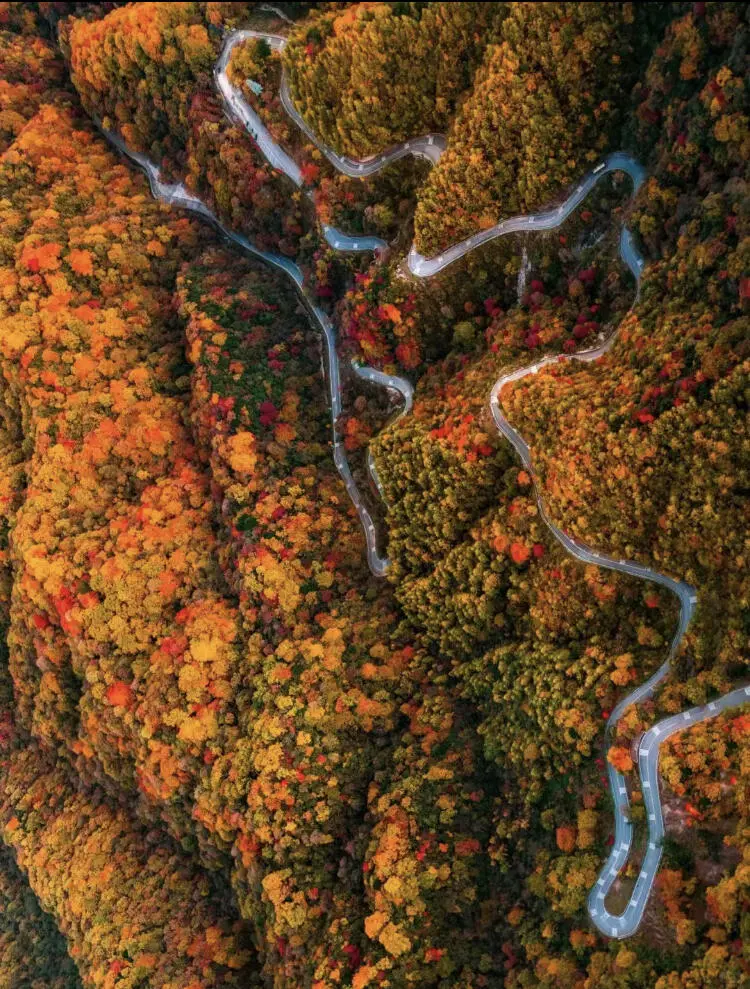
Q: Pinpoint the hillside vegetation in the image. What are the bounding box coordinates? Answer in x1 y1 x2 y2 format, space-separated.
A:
0 3 747 988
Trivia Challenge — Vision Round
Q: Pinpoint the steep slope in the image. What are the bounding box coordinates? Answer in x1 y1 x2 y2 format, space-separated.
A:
0 844 82 988
66 2 310 253
0 3 747 988
413 2 667 256
282 1 506 155
497 1 749 708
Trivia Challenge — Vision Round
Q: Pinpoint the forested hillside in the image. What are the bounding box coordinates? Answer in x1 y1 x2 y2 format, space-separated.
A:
0 2 747 987
282 2 507 155
412 2 669 254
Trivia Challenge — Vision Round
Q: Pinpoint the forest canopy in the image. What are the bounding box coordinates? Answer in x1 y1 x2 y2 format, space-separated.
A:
0 2 747 988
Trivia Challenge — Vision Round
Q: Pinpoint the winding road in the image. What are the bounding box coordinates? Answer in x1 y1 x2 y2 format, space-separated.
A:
591 683 750 937
406 154 646 279
102 21 748 943
349 363 414 500
216 31 389 254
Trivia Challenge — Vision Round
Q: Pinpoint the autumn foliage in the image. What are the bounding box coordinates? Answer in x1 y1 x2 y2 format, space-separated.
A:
0 3 748 988
413 2 669 255
0 843 81 988
283 2 506 156
66 2 310 254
